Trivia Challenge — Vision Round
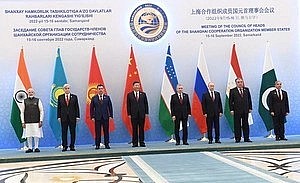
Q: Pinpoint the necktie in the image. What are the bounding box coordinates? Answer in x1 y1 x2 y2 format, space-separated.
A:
278 90 282 100
240 88 243 97
66 95 69 106
100 95 103 104
136 92 139 101
179 94 183 104
211 91 215 101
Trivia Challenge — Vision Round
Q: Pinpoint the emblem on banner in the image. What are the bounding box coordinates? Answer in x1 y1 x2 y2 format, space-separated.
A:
50 84 64 107
130 3 168 42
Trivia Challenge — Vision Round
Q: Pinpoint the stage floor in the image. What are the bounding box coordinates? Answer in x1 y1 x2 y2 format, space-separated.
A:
1 135 300 163
0 136 299 182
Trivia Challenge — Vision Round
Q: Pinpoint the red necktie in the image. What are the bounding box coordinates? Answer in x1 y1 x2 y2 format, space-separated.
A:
66 95 69 106
179 94 183 104
240 88 244 97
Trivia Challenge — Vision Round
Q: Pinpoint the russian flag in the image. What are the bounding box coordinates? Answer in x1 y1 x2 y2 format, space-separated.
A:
192 43 211 134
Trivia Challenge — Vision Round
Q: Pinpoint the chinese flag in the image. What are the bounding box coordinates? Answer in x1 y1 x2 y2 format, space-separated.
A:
85 47 115 138
121 46 151 136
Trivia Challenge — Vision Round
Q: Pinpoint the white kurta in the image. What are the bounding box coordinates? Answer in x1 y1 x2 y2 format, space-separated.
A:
22 123 43 138
20 97 44 138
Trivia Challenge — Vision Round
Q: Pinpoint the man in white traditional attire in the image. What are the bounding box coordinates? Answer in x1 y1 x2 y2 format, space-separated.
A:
21 88 44 153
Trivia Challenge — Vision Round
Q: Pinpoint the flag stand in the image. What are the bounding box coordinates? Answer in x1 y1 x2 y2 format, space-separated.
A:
197 133 209 141
265 130 275 138
165 135 176 143
19 142 28 151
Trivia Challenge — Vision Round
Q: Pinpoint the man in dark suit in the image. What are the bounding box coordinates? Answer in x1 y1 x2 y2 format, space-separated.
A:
127 81 149 147
229 78 252 143
267 81 289 141
202 82 223 144
57 84 80 151
170 84 191 145
90 84 113 149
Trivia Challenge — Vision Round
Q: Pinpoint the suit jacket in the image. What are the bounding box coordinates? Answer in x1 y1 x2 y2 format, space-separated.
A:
229 87 252 114
57 93 80 122
267 89 289 115
90 94 113 120
202 91 223 116
170 92 191 118
127 91 149 119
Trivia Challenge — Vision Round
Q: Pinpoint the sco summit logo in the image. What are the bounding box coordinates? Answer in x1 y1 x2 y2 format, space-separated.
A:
130 3 168 42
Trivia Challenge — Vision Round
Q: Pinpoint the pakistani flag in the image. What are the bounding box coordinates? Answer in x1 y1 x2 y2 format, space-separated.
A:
159 45 179 136
49 48 67 143
258 42 277 131
10 49 32 143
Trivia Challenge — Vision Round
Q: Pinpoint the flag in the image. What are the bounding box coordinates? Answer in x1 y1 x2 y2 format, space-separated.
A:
191 44 210 134
49 48 67 142
10 48 32 143
224 44 254 131
85 47 115 138
158 45 179 136
121 46 151 136
258 42 277 131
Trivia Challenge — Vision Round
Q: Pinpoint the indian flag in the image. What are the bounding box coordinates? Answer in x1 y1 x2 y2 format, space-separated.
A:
10 48 32 143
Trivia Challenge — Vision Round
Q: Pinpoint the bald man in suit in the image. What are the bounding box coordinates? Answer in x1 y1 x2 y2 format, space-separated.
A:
202 82 223 144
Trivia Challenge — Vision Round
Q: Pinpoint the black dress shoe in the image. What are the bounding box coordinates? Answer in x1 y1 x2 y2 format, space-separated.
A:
34 148 40 152
275 138 280 141
183 142 189 145
105 145 111 149
215 140 221 144
175 142 180 145
132 144 138 147
208 141 212 144
140 144 146 147
235 140 240 143
25 149 33 153
281 138 288 141
70 148 76 151
244 139 252 143
95 146 100 150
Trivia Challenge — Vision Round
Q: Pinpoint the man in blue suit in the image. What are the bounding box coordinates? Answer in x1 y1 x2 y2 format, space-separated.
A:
90 84 113 149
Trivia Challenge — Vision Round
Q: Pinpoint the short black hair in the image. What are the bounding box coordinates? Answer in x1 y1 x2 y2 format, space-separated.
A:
133 81 140 86
97 84 104 88
235 78 243 82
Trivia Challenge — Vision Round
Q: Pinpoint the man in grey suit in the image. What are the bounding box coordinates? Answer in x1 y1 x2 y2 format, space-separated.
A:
202 82 223 144
171 84 191 145
90 84 113 149
229 78 252 143
267 81 289 141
